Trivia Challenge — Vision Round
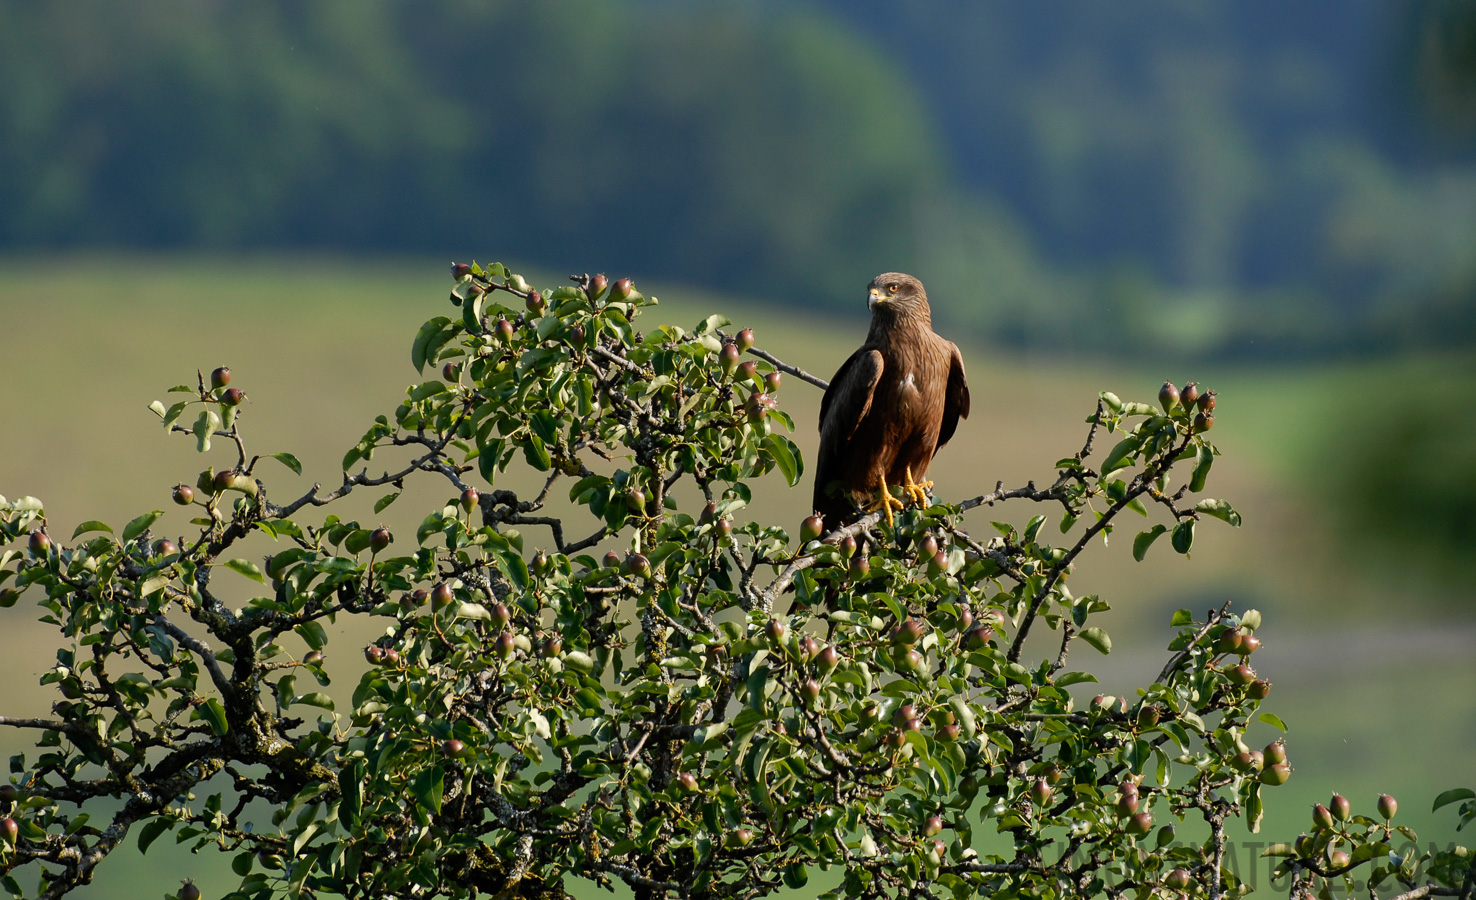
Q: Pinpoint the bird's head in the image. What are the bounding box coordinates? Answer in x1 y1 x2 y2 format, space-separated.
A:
866 273 930 322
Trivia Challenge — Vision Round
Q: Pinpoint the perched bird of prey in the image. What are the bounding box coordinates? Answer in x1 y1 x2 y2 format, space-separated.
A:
813 273 970 530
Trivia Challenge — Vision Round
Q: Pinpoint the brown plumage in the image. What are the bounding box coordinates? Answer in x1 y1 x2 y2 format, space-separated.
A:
813 273 970 530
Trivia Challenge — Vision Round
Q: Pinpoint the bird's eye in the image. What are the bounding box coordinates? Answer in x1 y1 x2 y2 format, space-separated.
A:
888 284 898 294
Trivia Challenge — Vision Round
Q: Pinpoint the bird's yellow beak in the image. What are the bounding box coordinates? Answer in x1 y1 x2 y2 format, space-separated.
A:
867 287 886 311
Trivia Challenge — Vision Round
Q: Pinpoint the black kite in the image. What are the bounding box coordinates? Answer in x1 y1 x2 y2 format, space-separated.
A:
813 273 970 529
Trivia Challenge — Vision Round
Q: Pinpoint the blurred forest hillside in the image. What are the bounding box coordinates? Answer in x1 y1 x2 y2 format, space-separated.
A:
3 0 1476 356
1 0 1475 594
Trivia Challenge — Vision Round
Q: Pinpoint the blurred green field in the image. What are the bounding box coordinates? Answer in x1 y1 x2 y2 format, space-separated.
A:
0 255 1471 897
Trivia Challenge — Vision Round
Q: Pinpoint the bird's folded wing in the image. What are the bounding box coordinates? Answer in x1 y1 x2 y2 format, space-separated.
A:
937 341 970 448
818 348 884 444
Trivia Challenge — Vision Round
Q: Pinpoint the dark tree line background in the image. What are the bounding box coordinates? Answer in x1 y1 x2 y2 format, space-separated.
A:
3 0 1476 357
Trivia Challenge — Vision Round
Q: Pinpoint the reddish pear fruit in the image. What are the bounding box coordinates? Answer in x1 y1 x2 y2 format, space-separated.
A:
1248 679 1272 700
922 815 943 837
849 555 870 578
1158 381 1181 412
937 722 960 741
491 603 511 626
720 342 741 374
611 278 634 301
892 704 917 726
431 583 454 611
625 552 651 577
765 619 788 643
625 488 646 513
715 517 732 537
1329 793 1351 822
1180 383 1200 407
495 318 515 343
1260 764 1291 786
602 551 622 570
525 290 545 314
0 785 15 804
800 679 822 703
737 360 758 384
839 535 857 558
173 484 195 505
1116 791 1140 817
1165 869 1191 890
442 361 461 381
764 371 782 392
1198 390 1217 412
731 827 754 846
1194 412 1215 432
541 635 563 657
154 539 178 558
1228 664 1257 686
1029 778 1052 805
221 388 245 406
957 606 974 631
892 619 923 645
917 534 939 559
303 651 323 666
210 366 232 389
1238 634 1261 655
675 771 698 793
1328 850 1351 870
0 817 17 847
443 739 466 757
965 626 993 650
28 531 50 557
588 273 609 300
735 328 755 352
1263 740 1287 766
451 263 472 279
364 646 385 665
699 501 718 524
369 527 392 553
180 881 201 900
494 632 516 659
928 551 947 578
1126 812 1153 836
814 645 839 672
1215 629 1244 654
383 648 401 665
800 515 824 542
1313 803 1335 830
1378 794 1398 819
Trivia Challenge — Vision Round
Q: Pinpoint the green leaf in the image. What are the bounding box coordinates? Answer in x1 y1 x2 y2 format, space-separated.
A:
293 692 334 711
374 491 401 514
71 521 113 540
1079 627 1112 655
136 817 174 854
412 765 445 814
223 559 266 583
122 511 164 543
1133 525 1167 562
1257 713 1287 732
1190 444 1214 492
1433 788 1476 812
198 697 229 735
1171 519 1195 554
1194 498 1242 527
294 620 328 651
463 291 484 334
1100 435 1142 476
523 435 552 472
1055 671 1099 687
269 452 302 475
1170 608 1194 627
412 316 452 373
763 434 802 486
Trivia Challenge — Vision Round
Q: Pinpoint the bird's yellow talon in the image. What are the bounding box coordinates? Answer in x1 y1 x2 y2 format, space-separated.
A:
902 467 934 506
866 477 906 526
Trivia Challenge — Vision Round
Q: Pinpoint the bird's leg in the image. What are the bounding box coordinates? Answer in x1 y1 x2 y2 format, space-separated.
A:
901 466 934 506
864 475 906 526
